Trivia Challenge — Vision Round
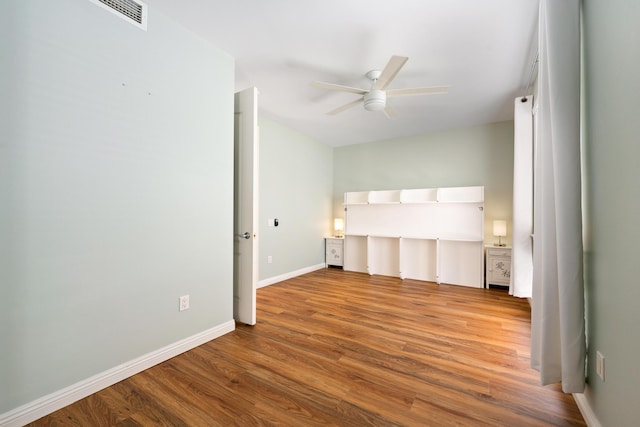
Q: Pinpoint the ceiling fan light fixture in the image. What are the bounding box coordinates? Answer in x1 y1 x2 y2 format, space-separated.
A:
364 90 386 111
312 55 449 117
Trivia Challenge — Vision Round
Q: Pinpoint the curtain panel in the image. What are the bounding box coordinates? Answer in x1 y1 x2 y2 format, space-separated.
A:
511 95 534 298
530 0 586 393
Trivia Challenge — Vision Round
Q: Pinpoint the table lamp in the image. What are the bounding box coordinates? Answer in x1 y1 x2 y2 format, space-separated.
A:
493 220 507 247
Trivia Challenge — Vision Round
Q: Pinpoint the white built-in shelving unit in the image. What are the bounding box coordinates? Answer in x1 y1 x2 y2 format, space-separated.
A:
343 186 484 288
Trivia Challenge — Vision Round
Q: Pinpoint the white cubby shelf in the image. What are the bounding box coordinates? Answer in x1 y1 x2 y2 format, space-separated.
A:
343 186 484 288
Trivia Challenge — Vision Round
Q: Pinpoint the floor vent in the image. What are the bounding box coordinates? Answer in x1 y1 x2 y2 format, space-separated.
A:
89 0 148 30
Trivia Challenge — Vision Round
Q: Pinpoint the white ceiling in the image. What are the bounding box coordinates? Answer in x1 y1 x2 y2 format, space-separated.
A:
145 0 539 147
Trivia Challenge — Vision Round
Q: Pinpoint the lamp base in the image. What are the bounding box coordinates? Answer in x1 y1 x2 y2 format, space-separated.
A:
493 243 507 247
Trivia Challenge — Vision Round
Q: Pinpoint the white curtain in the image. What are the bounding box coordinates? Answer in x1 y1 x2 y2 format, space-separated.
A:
530 0 586 393
511 95 534 298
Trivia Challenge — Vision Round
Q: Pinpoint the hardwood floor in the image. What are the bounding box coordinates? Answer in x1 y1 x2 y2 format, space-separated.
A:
30 269 586 426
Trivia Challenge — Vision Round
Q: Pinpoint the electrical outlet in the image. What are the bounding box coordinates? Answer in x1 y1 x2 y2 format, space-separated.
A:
596 351 605 381
267 255 273 264
179 295 190 312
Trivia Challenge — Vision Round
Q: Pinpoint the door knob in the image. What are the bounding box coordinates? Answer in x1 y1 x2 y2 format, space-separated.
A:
240 232 251 239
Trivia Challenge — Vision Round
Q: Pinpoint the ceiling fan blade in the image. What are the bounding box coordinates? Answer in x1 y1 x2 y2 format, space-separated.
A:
383 103 397 119
386 86 450 97
311 81 368 95
373 55 409 90
326 97 364 115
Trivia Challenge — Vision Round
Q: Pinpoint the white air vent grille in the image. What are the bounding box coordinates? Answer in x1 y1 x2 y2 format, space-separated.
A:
89 0 148 30
99 0 143 23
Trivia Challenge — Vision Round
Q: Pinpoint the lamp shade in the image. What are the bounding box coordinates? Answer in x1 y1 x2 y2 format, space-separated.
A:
493 220 507 237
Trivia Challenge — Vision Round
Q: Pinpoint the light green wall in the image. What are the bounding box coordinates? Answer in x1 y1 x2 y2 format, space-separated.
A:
258 117 333 280
333 121 514 244
583 0 640 425
0 0 234 413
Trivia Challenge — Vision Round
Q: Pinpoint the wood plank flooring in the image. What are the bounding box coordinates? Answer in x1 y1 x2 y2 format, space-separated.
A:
29 269 586 426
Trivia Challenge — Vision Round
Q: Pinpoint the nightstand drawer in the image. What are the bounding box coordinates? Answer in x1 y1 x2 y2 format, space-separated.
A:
487 247 510 257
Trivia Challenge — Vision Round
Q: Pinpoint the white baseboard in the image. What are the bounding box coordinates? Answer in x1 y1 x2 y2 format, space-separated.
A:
0 320 236 427
258 263 326 288
574 392 602 427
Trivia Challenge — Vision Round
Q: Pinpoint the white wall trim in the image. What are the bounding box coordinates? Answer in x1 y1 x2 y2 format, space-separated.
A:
258 263 326 288
0 320 235 427
573 392 602 427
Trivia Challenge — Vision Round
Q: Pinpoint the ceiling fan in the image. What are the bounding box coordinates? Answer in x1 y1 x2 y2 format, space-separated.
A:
311 55 449 118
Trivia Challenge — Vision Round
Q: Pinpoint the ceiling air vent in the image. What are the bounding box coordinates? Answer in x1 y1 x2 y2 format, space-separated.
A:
89 0 148 31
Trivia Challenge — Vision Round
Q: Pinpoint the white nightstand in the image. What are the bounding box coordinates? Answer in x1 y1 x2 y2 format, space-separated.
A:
325 237 344 268
486 246 511 288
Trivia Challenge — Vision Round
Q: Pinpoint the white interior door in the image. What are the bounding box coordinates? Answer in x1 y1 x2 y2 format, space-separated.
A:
233 87 259 326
